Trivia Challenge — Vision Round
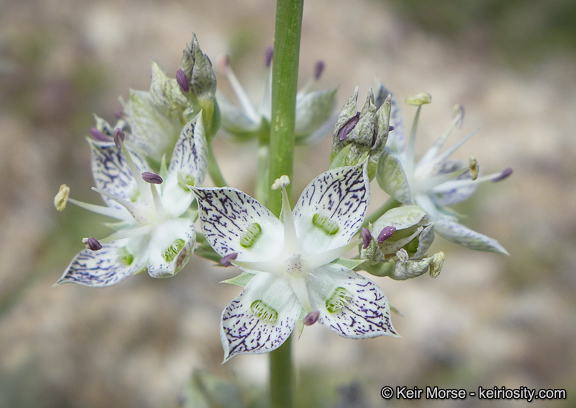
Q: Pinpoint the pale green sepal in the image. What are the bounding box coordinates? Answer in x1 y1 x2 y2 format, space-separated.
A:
328 143 352 169
331 257 366 270
388 251 441 280
295 88 337 141
377 148 413 204
434 216 509 254
363 258 395 277
149 61 188 117
222 272 256 287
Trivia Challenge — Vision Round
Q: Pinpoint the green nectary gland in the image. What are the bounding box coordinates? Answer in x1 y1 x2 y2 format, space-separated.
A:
250 300 278 324
312 213 339 236
240 223 262 248
178 172 196 189
163 239 186 261
118 248 134 266
326 287 351 314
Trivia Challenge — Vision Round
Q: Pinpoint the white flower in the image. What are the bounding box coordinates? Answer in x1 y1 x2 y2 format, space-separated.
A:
193 164 398 362
216 49 336 144
56 117 208 287
377 89 511 254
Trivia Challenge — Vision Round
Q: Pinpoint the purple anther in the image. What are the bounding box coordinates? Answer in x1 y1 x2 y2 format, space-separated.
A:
176 69 189 93
361 228 372 249
338 112 360 141
377 226 396 243
492 167 513 182
113 128 125 149
220 252 238 267
89 127 109 142
303 310 320 326
85 237 102 251
142 172 163 184
389 125 395 132
114 110 125 119
265 46 274 68
314 61 325 80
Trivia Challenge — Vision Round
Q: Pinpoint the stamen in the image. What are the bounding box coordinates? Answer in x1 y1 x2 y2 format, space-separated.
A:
176 69 189 93
114 128 125 149
314 61 325 80
54 184 70 211
405 92 432 106
492 167 513 182
469 156 479 181
361 228 372 249
377 226 396 243
220 54 260 122
89 127 110 142
338 112 360 141
303 310 320 326
389 125 395 132
220 252 238 267
142 172 163 184
429 251 445 278
82 237 102 251
265 46 274 68
271 175 290 190
453 104 465 128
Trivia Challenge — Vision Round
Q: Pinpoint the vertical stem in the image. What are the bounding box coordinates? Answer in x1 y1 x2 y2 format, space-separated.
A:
268 1 304 408
268 0 304 214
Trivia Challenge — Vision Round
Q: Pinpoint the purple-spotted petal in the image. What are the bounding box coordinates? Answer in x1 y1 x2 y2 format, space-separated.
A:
168 118 208 187
434 216 509 254
56 240 145 287
193 187 284 261
89 140 150 210
147 218 196 278
220 273 301 362
308 264 399 339
293 164 369 253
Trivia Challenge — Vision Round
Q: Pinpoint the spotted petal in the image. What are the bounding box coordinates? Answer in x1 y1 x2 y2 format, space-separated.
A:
56 240 146 287
309 264 399 338
220 273 301 362
193 187 284 261
434 216 509 254
89 140 150 211
147 218 196 278
162 118 208 217
293 164 369 253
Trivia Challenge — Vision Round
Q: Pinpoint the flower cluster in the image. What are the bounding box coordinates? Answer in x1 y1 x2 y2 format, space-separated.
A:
55 35 511 362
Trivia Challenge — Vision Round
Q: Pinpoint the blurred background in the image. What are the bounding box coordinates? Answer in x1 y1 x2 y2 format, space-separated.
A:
1 0 575 407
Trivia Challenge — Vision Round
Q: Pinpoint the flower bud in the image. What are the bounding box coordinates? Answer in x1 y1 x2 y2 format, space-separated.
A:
360 205 441 280
330 86 391 179
179 34 218 134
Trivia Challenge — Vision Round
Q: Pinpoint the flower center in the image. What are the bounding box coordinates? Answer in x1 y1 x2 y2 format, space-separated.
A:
284 252 304 276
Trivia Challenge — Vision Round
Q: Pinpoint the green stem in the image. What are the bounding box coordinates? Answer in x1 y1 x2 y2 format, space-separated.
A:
362 197 402 227
268 1 304 407
206 142 227 187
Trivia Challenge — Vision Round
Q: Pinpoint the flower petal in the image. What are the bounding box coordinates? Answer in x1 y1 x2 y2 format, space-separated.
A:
147 218 196 278
294 89 337 140
308 264 399 338
434 216 509 254
377 148 413 204
89 140 150 211
220 273 301 362
168 117 208 187
56 240 146 287
193 187 284 261
293 164 369 253
161 118 208 217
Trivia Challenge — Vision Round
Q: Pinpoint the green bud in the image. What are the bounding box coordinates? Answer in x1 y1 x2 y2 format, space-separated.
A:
330 86 391 179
